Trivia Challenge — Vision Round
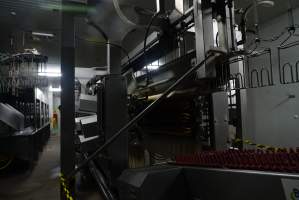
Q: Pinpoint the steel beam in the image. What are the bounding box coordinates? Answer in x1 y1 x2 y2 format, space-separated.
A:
193 0 215 78
61 0 76 198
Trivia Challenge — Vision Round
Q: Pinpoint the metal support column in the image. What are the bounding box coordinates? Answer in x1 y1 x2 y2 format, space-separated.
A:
103 46 128 182
193 0 216 78
225 0 237 51
211 92 229 150
61 0 76 198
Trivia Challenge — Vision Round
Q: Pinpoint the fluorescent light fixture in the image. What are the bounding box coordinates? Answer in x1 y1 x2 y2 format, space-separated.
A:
38 72 62 77
152 60 159 66
145 60 160 70
175 0 184 14
156 0 160 12
42 64 61 73
258 0 274 7
147 65 159 70
24 48 40 55
32 32 54 37
49 86 61 92
36 88 45 100
187 27 195 33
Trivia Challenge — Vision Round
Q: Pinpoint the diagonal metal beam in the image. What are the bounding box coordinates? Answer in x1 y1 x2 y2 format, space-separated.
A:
67 51 221 179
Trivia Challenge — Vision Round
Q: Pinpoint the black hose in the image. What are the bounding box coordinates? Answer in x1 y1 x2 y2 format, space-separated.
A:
85 19 131 66
280 32 293 46
85 154 116 200
108 43 131 67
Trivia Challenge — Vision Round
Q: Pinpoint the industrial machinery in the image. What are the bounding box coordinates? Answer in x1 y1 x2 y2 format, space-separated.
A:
0 52 50 169
69 0 299 199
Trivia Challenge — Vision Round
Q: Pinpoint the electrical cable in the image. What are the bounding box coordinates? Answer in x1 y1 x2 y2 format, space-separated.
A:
280 32 293 46
76 37 131 67
85 18 134 74
108 43 131 66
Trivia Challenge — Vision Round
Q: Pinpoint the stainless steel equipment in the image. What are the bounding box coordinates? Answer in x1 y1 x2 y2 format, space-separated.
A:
0 103 24 132
118 166 299 200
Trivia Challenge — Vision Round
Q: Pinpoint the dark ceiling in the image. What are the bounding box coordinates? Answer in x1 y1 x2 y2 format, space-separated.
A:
0 0 61 64
0 0 61 32
0 0 298 31
0 0 299 68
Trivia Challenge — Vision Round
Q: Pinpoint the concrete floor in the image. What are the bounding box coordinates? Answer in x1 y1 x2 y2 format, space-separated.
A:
0 135 60 200
0 134 106 200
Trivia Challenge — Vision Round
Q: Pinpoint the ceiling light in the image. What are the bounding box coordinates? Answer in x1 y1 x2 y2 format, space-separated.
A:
38 72 62 77
258 0 275 7
156 0 160 12
175 0 184 14
49 86 61 92
32 32 55 37
24 48 40 55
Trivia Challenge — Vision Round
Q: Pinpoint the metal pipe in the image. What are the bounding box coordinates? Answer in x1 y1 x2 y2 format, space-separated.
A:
67 52 219 179
282 63 294 84
277 48 283 84
235 73 244 89
227 0 236 51
246 57 251 87
287 0 295 28
250 69 260 88
85 154 116 200
260 68 270 87
85 18 108 42
239 0 275 45
296 60 299 82
253 0 260 39
61 0 76 197
107 42 111 74
278 40 299 50
230 75 236 90
97 83 104 134
269 50 274 85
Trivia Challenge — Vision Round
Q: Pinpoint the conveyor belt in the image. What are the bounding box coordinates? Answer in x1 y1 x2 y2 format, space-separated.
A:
175 149 299 173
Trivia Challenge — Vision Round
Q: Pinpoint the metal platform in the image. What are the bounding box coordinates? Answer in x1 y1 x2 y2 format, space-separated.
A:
118 165 299 200
0 103 24 132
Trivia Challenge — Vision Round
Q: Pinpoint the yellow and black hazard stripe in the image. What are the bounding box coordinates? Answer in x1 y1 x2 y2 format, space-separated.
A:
233 138 288 152
60 174 74 200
